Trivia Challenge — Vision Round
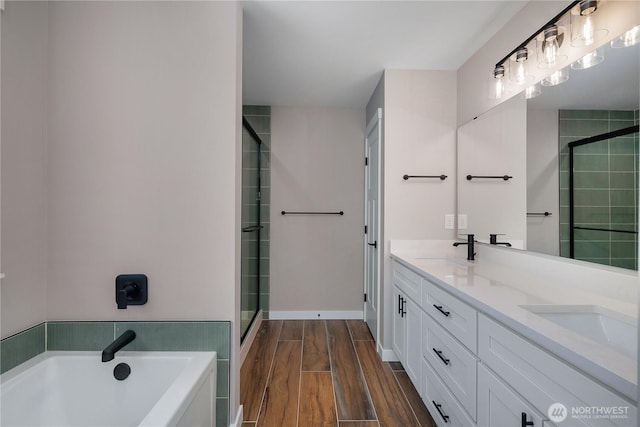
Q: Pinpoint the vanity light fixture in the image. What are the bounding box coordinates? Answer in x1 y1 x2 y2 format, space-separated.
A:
538 25 568 68
570 0 608 47
541 67 570 86
611 25 640 48
571 47 604 70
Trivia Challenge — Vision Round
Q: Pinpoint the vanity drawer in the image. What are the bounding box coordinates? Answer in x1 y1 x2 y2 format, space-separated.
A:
479 314 637 427
422 358 476 427
392 261 422 304
423 313 478 420
423 279 477 352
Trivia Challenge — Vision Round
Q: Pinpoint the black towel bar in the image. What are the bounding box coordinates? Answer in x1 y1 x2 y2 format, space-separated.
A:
466 175 512 181
527 212 552 217
281 211 344 216
403 174 447 181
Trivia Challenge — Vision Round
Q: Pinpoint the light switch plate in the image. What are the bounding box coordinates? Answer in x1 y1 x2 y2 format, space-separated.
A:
444 214 455 230
458 214 468 230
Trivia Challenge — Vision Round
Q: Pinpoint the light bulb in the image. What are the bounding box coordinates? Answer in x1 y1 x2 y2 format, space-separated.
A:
510 48 529 85
542 27 560 66
581 15 595 46
611 25 640 48
492 66 506 99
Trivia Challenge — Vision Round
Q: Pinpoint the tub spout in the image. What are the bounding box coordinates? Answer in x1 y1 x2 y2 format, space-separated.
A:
102 330 136 362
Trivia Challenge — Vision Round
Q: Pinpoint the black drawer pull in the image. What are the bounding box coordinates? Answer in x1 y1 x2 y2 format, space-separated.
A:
398 294 402 314
432 401 450 423
432 348 450 365
521 412 534 427
433 304 450 317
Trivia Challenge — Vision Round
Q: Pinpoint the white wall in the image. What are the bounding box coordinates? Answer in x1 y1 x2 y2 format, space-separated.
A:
457 96 527 248
270 107 365 316
1 1 49 338
380 69 457 351
45 1 240 323
527 108 559 255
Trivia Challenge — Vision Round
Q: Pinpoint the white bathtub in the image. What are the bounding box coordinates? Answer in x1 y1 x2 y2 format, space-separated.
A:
0 351 216 427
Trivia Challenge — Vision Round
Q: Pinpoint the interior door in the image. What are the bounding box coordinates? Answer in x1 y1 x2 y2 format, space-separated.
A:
364 108 381 341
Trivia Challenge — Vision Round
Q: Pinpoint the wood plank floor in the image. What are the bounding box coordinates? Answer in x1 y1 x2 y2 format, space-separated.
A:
241 320 436 427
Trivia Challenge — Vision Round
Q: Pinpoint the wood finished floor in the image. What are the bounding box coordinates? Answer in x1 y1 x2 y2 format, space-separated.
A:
241 320 437 427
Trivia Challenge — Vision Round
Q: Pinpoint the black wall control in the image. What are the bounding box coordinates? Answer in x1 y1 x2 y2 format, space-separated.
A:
115 274 148 309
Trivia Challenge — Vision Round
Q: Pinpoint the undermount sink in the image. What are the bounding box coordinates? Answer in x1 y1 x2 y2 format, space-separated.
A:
519 304 637 359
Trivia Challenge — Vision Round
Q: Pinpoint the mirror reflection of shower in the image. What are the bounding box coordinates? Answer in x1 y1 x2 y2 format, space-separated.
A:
241 117 262 340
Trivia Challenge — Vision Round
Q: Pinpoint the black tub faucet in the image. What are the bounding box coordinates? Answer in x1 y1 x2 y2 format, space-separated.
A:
102 330 136 362
453 234 476 261
489 234 512 247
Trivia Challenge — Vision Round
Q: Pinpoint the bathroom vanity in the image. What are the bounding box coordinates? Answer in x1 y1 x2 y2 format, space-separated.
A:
390 241 637 427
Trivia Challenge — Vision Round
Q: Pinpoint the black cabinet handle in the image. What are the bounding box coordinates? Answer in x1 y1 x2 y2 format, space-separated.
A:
401 297 406 317
432 348 450 365
433 304 450 317
521 412 534 427
432 401 450 423
398 294 402 314
367 241 377 249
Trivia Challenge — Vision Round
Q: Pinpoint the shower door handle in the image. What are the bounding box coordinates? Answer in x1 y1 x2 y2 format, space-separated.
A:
367 241 377 249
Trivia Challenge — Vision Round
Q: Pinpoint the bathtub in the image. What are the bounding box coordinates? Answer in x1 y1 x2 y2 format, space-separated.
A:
0 351 216 427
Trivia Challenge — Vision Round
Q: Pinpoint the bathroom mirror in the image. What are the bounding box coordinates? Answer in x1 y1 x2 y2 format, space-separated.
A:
458 33 639 270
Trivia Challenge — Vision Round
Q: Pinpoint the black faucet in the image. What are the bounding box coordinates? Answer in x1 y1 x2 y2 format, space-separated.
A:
102 330 136 362
453 234 476 261
489 234 512 247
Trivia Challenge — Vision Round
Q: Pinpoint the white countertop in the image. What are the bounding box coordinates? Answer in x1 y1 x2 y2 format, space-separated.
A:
390 249 638 403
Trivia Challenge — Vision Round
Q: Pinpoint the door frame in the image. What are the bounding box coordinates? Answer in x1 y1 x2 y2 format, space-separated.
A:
363 107 382 346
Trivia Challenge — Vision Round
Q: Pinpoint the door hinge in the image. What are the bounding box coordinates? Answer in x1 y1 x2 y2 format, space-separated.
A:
364 225 368 234
365 157 368 166
364 293 367 302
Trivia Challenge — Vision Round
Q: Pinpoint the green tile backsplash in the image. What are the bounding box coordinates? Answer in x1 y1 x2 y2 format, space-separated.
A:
559 109 638 269
0 323 45 374
2 321 231 427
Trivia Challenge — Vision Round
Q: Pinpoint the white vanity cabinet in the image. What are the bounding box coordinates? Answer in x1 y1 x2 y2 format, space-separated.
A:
478 364 548 427
392 263 422 386
390 258 637 427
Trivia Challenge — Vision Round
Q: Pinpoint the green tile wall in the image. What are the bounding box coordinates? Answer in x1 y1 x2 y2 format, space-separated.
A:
559 109 638 270
243 106 271 322
0 323 45 374
3 321 230 427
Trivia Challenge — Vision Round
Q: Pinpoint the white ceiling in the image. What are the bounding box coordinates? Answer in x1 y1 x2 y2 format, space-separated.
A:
242 1 527 108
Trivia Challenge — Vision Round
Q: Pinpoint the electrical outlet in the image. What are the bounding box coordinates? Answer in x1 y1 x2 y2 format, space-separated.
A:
458 214 468 230
444 214 455 230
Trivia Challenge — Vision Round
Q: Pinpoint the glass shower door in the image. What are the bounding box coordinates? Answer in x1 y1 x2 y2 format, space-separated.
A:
241 118 262 341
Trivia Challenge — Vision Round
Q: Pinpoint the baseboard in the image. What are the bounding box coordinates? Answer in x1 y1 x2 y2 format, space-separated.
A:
240 310 263 368
269 310 364 320
229 405 243 427
378 345 398 362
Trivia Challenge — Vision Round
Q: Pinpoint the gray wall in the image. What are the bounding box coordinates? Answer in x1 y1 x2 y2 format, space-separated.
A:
270 106 365 316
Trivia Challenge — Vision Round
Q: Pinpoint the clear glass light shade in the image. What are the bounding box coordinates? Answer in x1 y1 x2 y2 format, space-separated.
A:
509 48 533 85
537 26 567 68
611 25 640 48
571 48 604 70
522 83 542 99
541 67 570 86
490 66 506 100
570 1 608 47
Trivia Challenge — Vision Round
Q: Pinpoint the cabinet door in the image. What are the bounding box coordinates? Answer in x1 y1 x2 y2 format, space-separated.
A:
478 364 546 427
405 297 421 388
392 286 406 364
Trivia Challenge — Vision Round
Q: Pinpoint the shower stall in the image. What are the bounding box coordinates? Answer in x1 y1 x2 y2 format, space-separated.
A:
241 117 262 340
566 119 639 270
